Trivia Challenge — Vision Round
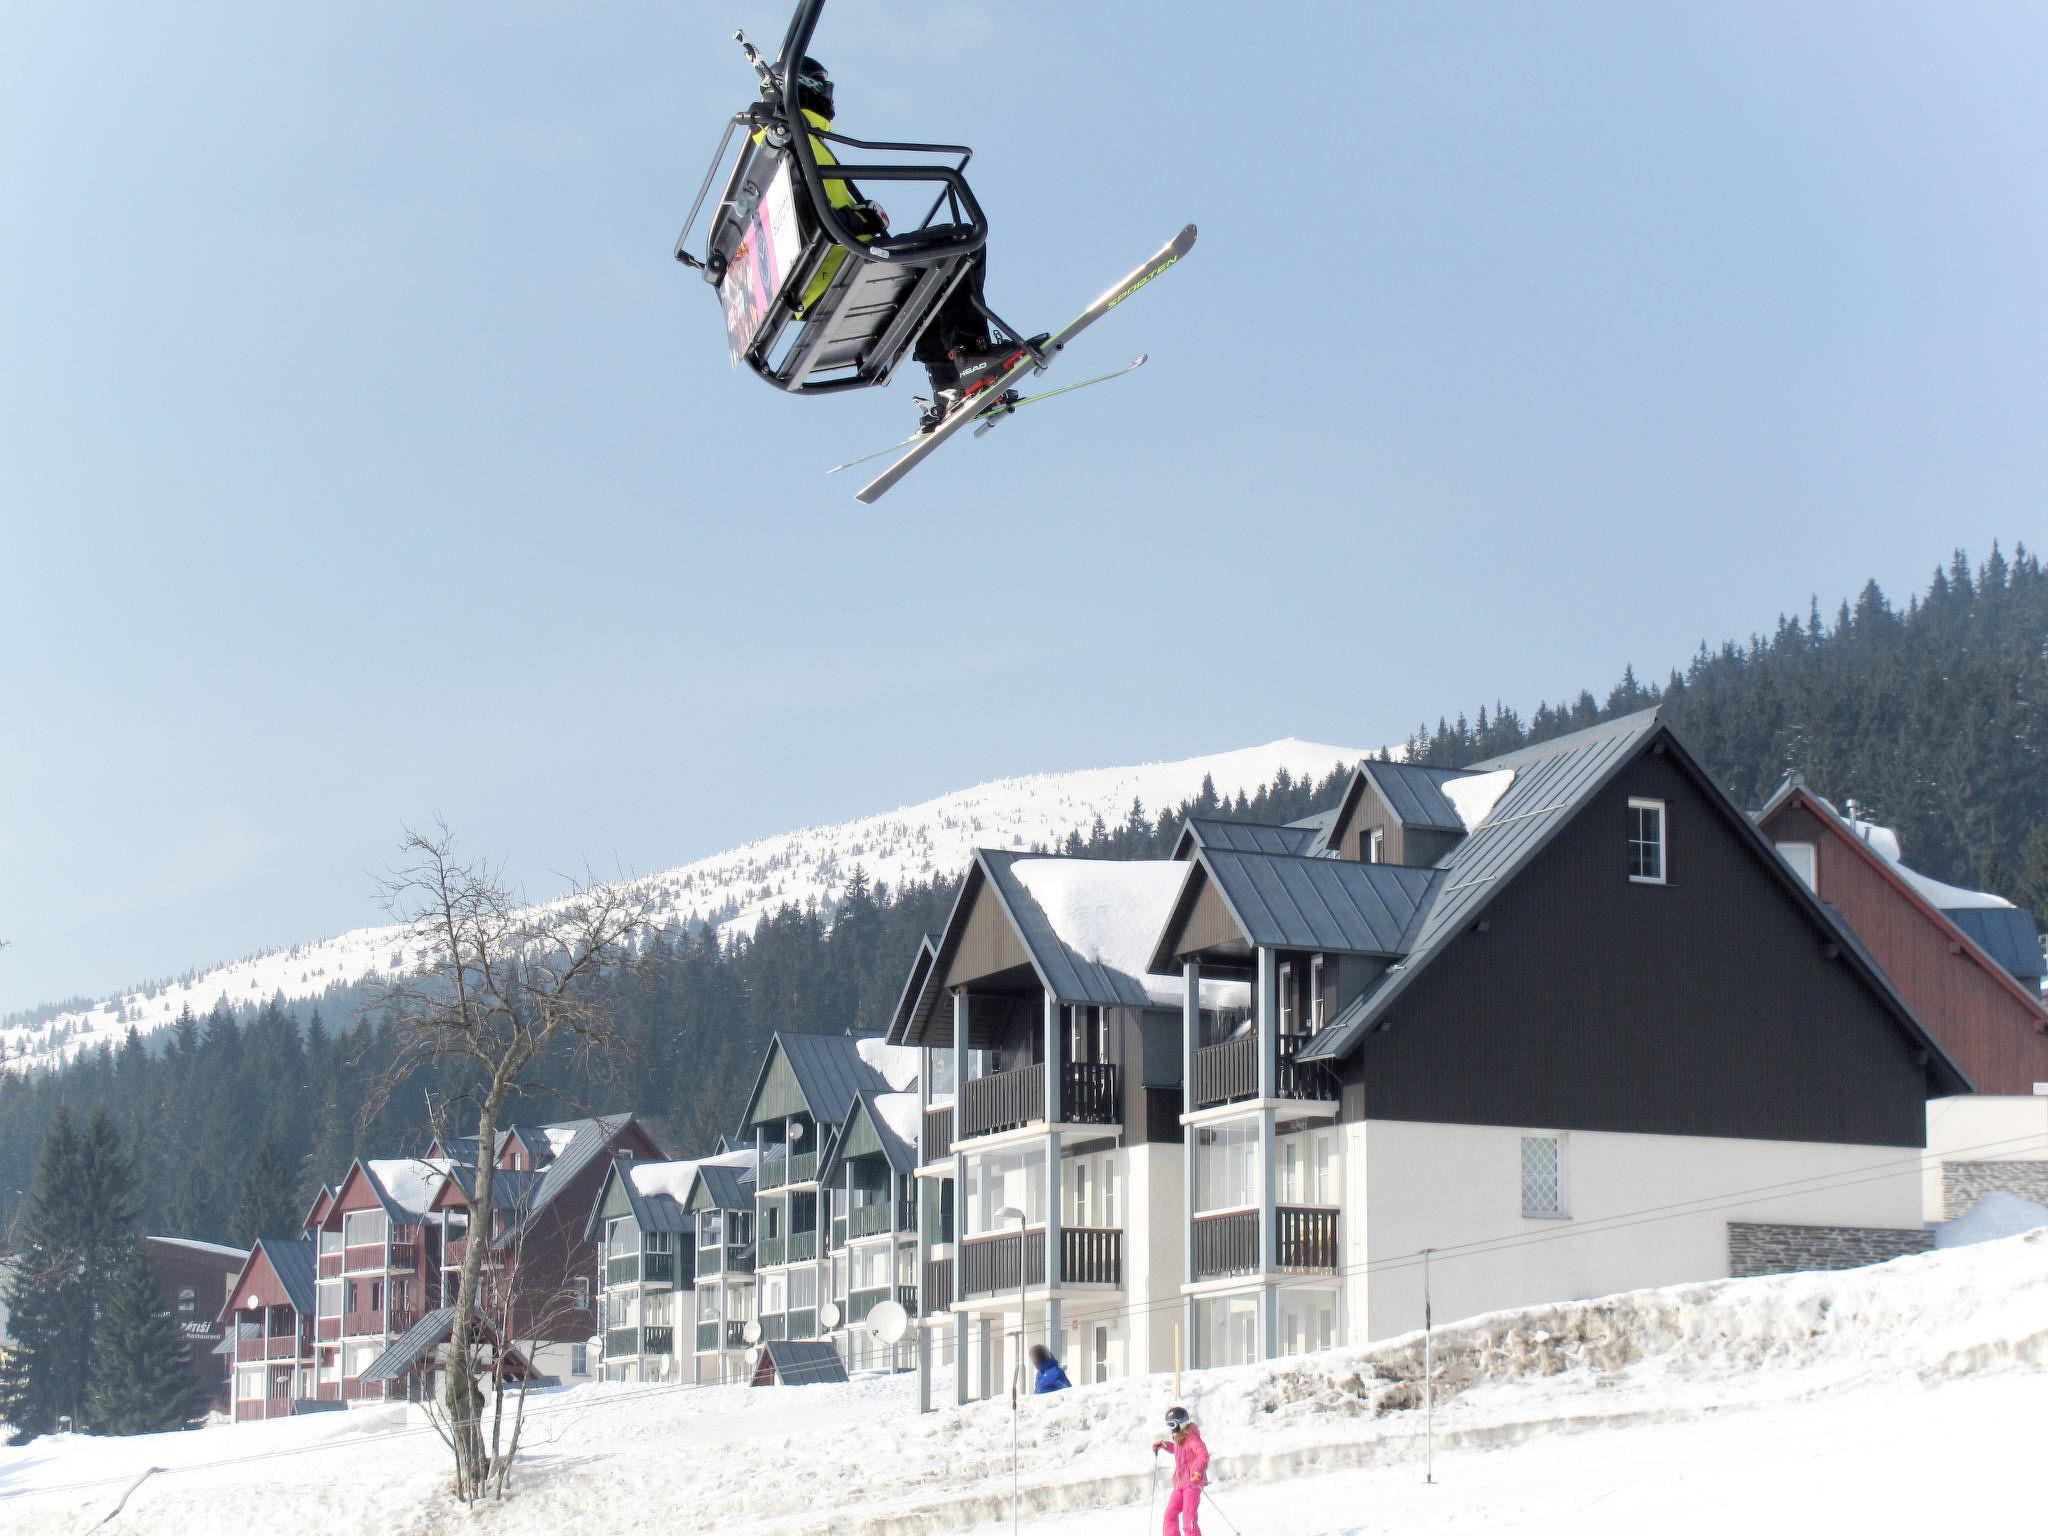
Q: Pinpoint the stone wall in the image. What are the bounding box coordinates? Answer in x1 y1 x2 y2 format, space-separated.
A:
1726 1220 1934 1278
1942 1160 2048 1220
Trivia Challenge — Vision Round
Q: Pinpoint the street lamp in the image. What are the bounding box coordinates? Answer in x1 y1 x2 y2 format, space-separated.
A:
995 1204 1028 1536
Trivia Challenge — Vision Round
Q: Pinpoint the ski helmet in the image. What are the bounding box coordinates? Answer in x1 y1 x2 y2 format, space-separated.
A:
1164 1405 1192 1433
793 56 835 119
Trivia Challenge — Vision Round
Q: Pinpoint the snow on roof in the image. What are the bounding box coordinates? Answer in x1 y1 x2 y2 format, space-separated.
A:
366 1158 445 1218
146 1235 249 1261
855 1036 920 1092
1010 857 1246 1009
627 1148 755 1207
542 1125 580 1156
1842 814 2013 912
1441 768 1514 832
872 1091 922 1149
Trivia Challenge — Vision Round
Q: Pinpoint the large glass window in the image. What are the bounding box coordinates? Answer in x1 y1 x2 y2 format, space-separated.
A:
318 1228 342 1258
698 1210 724 1249
963 1150 1045 1236
761 1273 786 1315
854 1245 891 1290
1628 799 1666 883
316 1278 340 1318
788 1267 817 1309
342 1209 386 1248
606 1215 640 1258
1193 1120 1258 1213
1277 1287 1336 1355
1193 1294 1259 1368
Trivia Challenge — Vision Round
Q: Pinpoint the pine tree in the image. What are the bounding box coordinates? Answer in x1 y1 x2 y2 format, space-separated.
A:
231 1129 300 1247
0 1107 94 1442
85 1238 209 1435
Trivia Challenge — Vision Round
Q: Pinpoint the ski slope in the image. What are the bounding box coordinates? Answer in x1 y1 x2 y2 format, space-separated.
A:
3 1221 2042 1535
0 739 1368 1075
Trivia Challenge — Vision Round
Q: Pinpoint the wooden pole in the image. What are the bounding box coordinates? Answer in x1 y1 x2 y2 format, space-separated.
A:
1173 1320 1183 1400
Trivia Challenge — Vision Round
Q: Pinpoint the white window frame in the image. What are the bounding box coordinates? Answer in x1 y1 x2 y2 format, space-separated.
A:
1520 1134 1568 1220
1627 798 1666 885
1777 840 1817 892
1309 956 1324 1033
1367 827 1383 864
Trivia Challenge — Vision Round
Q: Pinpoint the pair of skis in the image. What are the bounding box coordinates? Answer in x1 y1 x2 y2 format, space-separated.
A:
838 223 1197 503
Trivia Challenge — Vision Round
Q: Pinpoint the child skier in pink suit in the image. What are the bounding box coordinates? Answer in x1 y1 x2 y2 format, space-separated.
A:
1151 1406 1209 1536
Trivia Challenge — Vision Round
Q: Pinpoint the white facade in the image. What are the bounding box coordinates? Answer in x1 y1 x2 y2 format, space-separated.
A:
1922 1093 2048 1219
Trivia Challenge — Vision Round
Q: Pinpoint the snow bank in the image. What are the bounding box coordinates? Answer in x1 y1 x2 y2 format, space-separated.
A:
1936 1190 2048 1248
857 1035 921 1091
1442 768 1515 831
8 1222 2045 1536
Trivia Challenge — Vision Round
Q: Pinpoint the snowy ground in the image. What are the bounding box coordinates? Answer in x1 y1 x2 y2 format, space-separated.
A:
3 1227 2044 1536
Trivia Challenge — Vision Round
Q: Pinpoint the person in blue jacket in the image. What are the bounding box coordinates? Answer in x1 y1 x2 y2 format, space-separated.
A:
1028 1344 1072 1394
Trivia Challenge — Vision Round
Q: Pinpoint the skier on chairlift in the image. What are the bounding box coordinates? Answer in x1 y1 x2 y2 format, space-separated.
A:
781 57 1036 434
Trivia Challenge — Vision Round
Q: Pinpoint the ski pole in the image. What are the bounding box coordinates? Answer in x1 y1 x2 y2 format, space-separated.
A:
1200 1488 1245 1536
1147 1457 1160 1535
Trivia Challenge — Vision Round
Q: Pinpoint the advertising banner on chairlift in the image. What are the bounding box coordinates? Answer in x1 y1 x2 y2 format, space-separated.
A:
721 160 802 365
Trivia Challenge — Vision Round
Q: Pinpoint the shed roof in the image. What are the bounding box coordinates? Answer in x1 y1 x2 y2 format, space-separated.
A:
1170 817 1326 860
1149 849 1439 971
1940 906 2045 985
359 1305 534 1384
1357 761 1475 834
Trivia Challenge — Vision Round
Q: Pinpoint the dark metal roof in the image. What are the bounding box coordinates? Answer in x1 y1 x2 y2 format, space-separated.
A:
1942 906 2046 984
260 1236 317 1315
979 850 1172 1010
504 1114 640 1243
216 1321 258 1356
782 1032 888 1125
1150 850 1440 970
1172 817 1325 859
1360 761 1473 833
361 1307 458 1383
695 1160 755 1211
819 1089 918 1184
758 1339 849 1385
886 936 939 1044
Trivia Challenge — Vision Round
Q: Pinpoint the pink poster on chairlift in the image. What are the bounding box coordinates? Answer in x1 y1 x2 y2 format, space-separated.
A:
721 161 801 366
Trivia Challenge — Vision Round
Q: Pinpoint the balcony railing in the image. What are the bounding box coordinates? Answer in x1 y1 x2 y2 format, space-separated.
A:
759 1234 786 1267
1191 1210 1259 1280
316 1315 340 1341
923 1256 953 1313
641 1325 674 1357
1191 1033 1338 1109
845 1284 920 1326
1061 1062 1120 1124
342 1377 392 1402
605 1326 639 1359
605 1250 677 1288
760 1313 786 1341
960 1064 1045 1138
923 1105 954 1162
342 1244 384 1274
788 1230 818 1263
698 1241 757 1278
1191 1207 1339 1278
760 1151 787 1190
848 1200 910 1238
697 1319 749 1352
317 1252 342 1279
789 1150 818 1184
1276 1205 1339 1272
1060 1226 1122 1287
785 1307 817 1339
959 1230 1047 1298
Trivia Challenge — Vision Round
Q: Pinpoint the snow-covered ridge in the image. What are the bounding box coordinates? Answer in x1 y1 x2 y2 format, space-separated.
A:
0 738 1369 1076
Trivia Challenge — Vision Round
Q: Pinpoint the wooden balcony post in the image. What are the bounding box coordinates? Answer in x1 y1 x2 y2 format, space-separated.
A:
951 987 970 1408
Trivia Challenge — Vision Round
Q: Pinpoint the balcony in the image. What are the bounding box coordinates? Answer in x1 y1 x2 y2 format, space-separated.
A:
923 1105 954 1163
848 1200 912 1239
697 1242 755 1278
786 1307 817 1338
1191 1206 1338 1280
788 1230 818 1263
342 1377 392 1403
960 1230 1044 1297
759 1234 785 1267
317 1252 342 1280
605 1250 677 1288
845 1284 919 1326
1191 1033 1338 1110
760 1313 787 1341
697 1319 749 1352
316 1315 340 1341
641 1325 674 1357
959 1062 1121 1139
923 1256 953 1313
605 1326 639 1359
759 1149 820 1190
1061 1226 1122 1287
342 1244 383 1274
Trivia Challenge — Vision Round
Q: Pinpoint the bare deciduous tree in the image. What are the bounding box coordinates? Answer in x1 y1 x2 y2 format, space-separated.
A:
365 823 644 1501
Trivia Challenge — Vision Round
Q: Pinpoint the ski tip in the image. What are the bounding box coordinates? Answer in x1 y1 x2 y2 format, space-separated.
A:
1178 223 1198 250
1132 353 1149 367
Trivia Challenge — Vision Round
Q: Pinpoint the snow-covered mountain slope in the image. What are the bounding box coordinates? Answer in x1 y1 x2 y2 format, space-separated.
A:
3 1223 2043 1534
0 739 1367 1075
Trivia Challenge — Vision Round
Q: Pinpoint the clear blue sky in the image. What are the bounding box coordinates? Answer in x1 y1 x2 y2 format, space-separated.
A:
4 2 2043 1015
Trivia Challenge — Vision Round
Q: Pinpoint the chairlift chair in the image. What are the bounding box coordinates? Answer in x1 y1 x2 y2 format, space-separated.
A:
674 0 1028 395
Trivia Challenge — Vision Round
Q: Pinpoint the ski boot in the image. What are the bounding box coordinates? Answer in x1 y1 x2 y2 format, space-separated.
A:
914 388 962 435
949 333 1050 400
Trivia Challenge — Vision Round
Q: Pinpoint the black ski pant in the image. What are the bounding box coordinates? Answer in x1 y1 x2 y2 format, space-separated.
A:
913 253 993 390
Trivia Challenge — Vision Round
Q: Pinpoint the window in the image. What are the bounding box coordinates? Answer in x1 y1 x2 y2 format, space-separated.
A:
369 1280 383 1313
177 1286 197 1313
318 1228 342 1258
832 1251 848 1300
1277 963 1296 1036
1310 1130 1337 1206
698 1209 724 1249
1367 828 1383 864
1778 841 1817 892
1628 799 1666 883
572 1277 590 1311
570 1343 588 1376
1309 957 1324 1033
1093 1324 1110 1384
1521 1135 1566 1219
1193 1120 1258 1213
344 1280 359 1314
342 1209 387 1249
316 1279 340 1319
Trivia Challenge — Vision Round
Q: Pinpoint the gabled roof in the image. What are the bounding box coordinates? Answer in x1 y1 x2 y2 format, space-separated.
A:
583 1148 757 1242
693 1159 755 1212
755 1339 848 1386
818 1089 919 1184
980 850 1199 1009
1330 760 1475 839
737 1032 886 1134
887 936 940 1043
260 1236 316 1314
491 1114 648 1248
1300 711 1970 1094
1170 817 1326 860
1147 849 1440 971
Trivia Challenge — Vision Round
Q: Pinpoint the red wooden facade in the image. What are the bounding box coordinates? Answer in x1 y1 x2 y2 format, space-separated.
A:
216 1239 313 1422
1760 788 2048 1093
